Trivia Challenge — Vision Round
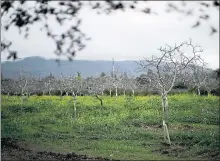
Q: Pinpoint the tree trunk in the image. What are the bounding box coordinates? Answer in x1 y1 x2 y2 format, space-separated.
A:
21 93 27 106
20 93 25 111
109 89 112 97
72 92 77 119
115 87 118 97
49 90 52 100
132 89 134 96
7 92 10 97
95 95 103 106
101 90 104 96
60 91 63 99
161 93 169 124
21 89 24 97
197 86 201 96
163 120 171 145
161 93 171 145
123 90 126 97
207 90 211 96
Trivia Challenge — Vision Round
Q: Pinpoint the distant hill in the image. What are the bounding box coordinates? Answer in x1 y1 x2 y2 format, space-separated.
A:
1 57 142 79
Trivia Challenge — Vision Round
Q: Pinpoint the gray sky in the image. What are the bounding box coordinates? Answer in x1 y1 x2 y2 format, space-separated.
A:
1 1 219 69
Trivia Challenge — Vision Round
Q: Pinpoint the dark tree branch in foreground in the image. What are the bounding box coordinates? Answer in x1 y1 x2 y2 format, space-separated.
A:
1 1 219 60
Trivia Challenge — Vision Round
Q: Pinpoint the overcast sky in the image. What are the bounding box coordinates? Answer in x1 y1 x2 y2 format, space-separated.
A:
1 1 219 69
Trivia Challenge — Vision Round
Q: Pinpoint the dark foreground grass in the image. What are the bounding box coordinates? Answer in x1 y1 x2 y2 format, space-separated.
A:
1 94 219 160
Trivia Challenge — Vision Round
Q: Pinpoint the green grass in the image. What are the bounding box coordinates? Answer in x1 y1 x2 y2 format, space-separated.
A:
1 94 219 160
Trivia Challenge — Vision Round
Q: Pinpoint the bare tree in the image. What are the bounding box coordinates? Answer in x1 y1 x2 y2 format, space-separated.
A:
17 68 29 100
204 69 219 95
1 78 14 97
137 38 203 145
44 74 55 97
186 63 208 95
35 77 44 96
129 77 140 96
55 75 65 98
42 83 48 96
11 79 20 96
105 75 113 96
68 73 85 119
135 73 151 94
74 72 85 96
99 74 108 96
26 74 38 97
87 77 104 106
67 75 78 119
60 74 71 96
120 72 131 97
110 68 123 97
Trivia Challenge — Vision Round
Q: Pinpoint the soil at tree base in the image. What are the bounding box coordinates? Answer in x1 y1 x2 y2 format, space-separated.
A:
1 138 118 161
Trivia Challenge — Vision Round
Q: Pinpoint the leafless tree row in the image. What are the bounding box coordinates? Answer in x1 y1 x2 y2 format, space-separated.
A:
1 38 219 145
1 69 142 99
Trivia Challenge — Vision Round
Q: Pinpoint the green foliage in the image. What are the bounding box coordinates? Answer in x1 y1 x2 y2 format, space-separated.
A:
7 105 40 114
1 94 219 160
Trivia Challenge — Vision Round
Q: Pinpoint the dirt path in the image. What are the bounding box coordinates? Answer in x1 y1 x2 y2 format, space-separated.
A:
1 138 115 161
2 137 219 160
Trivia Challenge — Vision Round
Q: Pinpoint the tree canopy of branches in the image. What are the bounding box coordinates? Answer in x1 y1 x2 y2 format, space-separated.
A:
1 1 219 60
137 38 204 145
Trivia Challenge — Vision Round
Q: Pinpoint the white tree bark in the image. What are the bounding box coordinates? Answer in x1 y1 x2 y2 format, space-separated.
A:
161 92 171 145
60 91 63 98
49 90 51 96
72 92 77 119
207 90 211 96
115 86 118 97
136 39 204 145
161 93 168 123
197 86 201 95
163 120 171 145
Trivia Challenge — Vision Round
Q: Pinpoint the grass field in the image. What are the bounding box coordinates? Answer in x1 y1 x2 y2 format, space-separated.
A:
1 94 219 160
